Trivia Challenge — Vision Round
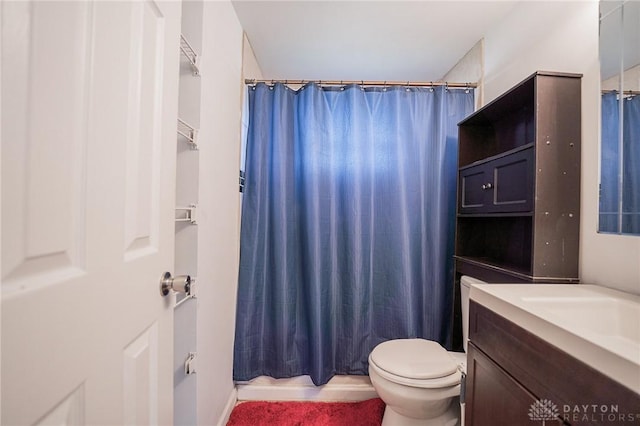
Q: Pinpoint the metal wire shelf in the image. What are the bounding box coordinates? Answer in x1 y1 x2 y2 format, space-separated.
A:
175 205 197 224
177 118 198 148
180 34 200 76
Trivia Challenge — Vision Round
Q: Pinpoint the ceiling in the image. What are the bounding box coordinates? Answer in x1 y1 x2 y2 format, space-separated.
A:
232 1 520 82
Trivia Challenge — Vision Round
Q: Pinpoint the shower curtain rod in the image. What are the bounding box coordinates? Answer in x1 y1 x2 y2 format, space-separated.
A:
245 79 477 89
602 89 640 95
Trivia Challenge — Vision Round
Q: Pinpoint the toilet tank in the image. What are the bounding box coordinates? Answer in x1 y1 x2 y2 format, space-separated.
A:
460 276 486 353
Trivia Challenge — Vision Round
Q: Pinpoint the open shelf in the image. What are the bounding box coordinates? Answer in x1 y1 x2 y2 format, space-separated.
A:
455 256 531 283
456 215 533 275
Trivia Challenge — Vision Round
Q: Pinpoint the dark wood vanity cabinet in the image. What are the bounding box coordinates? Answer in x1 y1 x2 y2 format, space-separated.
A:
455 71 582 283
465 344 551 425
465 301 640 426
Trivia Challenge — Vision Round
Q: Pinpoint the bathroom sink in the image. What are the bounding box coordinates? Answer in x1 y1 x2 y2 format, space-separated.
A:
519 295 640 343
469 283 640 393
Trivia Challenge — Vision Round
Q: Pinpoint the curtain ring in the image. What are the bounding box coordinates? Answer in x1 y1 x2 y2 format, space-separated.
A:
383 81 387 92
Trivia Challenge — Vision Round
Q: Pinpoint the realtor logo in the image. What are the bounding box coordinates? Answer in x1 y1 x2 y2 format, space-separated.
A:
529 399 560 424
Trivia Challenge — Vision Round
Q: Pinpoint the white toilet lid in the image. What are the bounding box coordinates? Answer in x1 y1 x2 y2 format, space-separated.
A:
370 339 458 380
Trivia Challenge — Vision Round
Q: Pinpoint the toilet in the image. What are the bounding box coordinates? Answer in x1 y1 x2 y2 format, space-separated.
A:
368 276 484 426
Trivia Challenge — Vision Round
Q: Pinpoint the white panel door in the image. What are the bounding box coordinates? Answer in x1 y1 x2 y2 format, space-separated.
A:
1 1 181 424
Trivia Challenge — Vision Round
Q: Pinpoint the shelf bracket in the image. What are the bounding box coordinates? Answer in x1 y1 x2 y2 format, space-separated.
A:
180 34 200 76
177 118 198 149
184 352 197 375
175 204 197 224
174 277 197 308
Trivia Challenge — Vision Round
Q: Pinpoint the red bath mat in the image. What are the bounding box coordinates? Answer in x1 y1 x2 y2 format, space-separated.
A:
226 397 385 426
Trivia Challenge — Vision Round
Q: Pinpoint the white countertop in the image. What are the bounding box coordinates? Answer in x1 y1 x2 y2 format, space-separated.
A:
470 283 640 394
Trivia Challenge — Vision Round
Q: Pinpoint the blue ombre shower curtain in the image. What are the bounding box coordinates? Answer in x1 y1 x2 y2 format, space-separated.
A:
600 92 640 234
234 83 474 385
622 95 640 233
599 92 620 232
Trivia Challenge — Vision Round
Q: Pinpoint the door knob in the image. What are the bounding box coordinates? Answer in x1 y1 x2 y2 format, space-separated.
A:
482 182 493 190
160 272 191 296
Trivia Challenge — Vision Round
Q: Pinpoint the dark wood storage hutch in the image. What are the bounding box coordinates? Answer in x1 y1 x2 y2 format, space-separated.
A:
454 71 582 285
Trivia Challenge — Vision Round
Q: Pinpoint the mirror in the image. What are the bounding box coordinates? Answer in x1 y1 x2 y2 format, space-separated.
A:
599 0 640 235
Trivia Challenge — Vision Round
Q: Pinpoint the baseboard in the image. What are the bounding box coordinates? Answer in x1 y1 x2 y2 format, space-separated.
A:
236 375 378 402
216 387 238 426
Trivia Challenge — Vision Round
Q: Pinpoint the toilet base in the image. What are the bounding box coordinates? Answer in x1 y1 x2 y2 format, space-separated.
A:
381 398 460 426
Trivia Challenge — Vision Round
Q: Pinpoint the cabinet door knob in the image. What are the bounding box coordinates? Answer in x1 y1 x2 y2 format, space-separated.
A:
482 182 493 190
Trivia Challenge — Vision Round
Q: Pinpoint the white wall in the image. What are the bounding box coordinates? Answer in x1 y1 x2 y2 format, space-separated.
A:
441 39 485 109
481 0 640 293
242 34 263 81
174 3 203 425
196 2 245 424
602 64 640 91
240 34 264 183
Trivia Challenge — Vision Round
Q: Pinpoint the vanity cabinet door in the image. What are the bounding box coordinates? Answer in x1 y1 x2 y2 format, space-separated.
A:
465 343 564 426
459 147 534 214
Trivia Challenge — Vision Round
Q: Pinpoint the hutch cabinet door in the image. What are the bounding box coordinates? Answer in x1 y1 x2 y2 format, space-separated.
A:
460 164 491 212
459 147 533 214
492 147 533 212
